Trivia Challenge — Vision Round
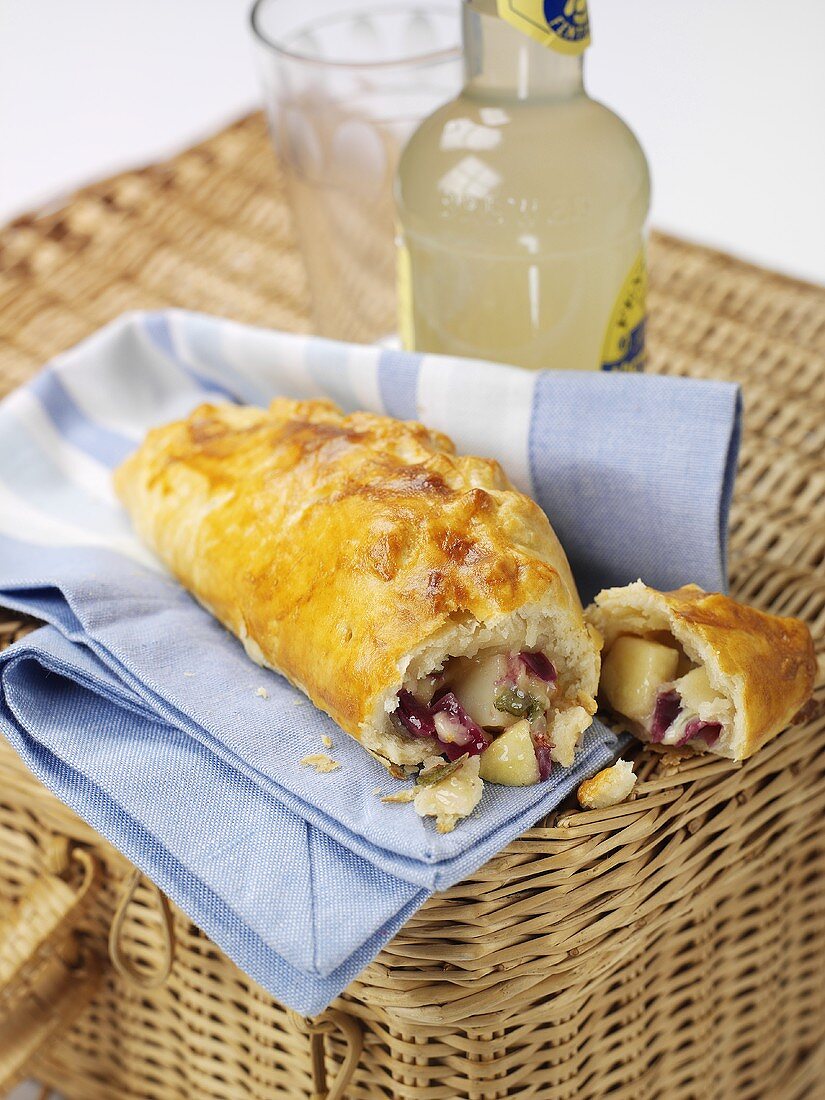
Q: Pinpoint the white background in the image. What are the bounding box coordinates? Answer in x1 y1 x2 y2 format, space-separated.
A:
1 0 824 284
1 2 823 1097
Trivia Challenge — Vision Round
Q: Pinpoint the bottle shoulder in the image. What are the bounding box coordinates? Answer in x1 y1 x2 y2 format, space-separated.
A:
396 92 650 250
398 93 649 189
404 90 641 139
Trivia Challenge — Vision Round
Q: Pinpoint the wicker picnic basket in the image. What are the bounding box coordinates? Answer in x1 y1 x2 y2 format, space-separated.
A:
1 114 824 1100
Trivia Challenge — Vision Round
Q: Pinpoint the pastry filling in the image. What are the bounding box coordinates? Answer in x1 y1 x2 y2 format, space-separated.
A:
599 635 730 749
392 650 558 786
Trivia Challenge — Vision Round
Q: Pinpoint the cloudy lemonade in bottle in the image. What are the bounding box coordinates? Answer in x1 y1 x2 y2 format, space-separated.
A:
395 0 650 371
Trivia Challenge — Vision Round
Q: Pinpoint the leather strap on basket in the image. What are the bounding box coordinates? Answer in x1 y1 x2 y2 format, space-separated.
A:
288 1009 363 1100
0 842 104 1094
108 867 175 990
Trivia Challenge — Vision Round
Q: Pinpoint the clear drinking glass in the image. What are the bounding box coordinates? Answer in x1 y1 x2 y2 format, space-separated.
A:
251 0 462 343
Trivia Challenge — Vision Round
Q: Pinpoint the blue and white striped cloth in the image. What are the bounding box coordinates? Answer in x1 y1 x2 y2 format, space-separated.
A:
0 310 741 1013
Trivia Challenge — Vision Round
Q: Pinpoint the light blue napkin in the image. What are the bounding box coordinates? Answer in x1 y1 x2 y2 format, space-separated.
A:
0 310 741 1013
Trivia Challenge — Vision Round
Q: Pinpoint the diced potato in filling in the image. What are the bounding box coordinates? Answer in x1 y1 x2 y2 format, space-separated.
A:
600 636 680 722
479 720 540 785
673 666 720 712
433 710 475 745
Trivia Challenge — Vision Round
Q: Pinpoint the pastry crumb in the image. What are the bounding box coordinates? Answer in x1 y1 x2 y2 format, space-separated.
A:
381 788 416 804
255 686 269 699
657 746 695 769
301 753 340 774
293 699 306 708
413 755 482 832
183 671 195 678
577 759 637 810
321 734 333 748
373 786 382 796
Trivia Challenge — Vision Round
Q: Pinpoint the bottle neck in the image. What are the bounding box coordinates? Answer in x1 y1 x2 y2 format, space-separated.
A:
462 0 585 101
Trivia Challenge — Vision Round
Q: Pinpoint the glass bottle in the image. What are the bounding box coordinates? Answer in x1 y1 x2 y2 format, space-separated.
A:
395 0 651 371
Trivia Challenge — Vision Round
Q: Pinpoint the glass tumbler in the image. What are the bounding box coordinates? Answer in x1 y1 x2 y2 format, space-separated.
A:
251 0 462 343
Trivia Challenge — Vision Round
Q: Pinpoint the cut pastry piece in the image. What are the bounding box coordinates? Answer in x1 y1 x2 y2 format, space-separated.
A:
115 398 600 828
586 581 816 761
578 759 637 809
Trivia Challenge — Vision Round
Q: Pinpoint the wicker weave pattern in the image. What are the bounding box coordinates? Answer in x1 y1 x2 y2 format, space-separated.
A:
0 114 823 1099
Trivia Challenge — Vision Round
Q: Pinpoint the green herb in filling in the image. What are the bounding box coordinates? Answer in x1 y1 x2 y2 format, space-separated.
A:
495 687 543 722
416 755 468 788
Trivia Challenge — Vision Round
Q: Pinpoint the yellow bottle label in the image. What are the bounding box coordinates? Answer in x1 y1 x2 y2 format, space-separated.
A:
600 250 647 372
496 0 590 55
396 237 415 351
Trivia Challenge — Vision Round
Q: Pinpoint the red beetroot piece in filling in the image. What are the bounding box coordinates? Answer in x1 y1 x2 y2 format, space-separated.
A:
430 692 490 759
677 718 722 748
531 729 553 780
650 690 682 742
396 690 436 739
519 651 557 684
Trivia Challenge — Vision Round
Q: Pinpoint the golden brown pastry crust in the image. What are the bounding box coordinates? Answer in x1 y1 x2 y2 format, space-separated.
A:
115 399 598 767
586 582 816 760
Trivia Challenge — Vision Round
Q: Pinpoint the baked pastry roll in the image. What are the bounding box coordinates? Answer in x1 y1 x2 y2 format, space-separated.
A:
586 581 816 761
115 399 600 828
